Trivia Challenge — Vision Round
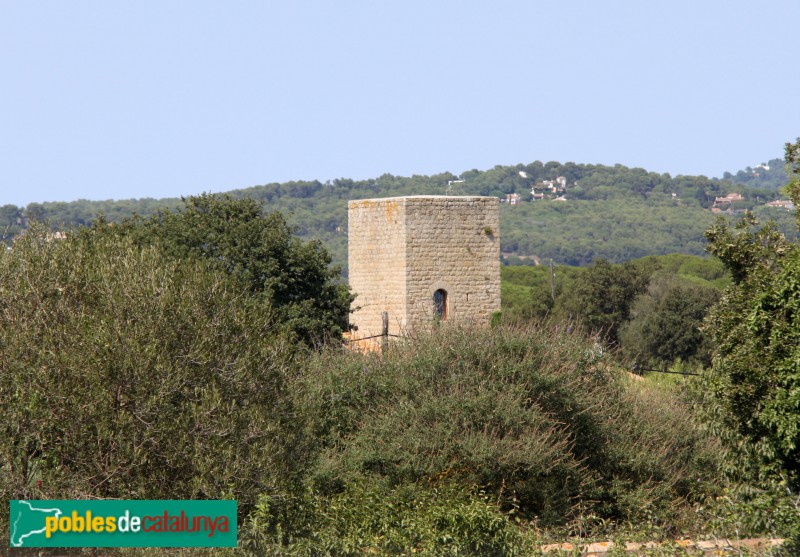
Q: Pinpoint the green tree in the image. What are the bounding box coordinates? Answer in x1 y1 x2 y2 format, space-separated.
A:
619 273 719 367
703 138 800 489
558 259 649 344
109 194 353 345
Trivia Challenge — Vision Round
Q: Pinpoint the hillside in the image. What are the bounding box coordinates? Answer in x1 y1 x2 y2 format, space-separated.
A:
2 159 796 271
723 157 789 190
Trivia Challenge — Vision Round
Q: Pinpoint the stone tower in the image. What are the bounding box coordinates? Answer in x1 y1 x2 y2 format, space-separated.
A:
348 196 500 339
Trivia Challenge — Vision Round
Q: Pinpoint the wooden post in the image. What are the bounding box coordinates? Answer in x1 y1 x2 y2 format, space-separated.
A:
381 311 389 354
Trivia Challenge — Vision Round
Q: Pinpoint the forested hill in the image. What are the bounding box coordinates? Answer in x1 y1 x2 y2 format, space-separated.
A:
2 159 796 271
723 157 788 190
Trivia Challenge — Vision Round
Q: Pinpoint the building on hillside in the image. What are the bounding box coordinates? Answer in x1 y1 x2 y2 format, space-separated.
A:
505 193 522 205
540 177 567 194
348 196 500 341
714 192 744 205
765 199 795 210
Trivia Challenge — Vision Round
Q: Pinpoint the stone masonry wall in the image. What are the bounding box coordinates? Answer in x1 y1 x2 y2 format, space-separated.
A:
348 198 408 338
348 196 500 340
404 197 500 331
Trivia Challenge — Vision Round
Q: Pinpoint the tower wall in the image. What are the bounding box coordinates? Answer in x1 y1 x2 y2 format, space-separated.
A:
403 196 500 330
348 198 408 338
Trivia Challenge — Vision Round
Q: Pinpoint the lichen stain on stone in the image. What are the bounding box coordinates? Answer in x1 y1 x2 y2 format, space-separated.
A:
385 200 398 223
349 200 377 210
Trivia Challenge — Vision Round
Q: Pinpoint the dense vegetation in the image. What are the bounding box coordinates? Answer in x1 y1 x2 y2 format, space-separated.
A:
495 141 800 550
244 326 726 555
700 139 800 502
724 157 789 191
500 253 727 369
2 157 796 272
0 223 742 553
3 151 800 554
3 219 798 555
0 223 307 527
96 194 352 345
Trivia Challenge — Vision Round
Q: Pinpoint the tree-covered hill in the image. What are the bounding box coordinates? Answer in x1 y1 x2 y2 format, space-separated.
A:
723 157 789 191
3 158 796 271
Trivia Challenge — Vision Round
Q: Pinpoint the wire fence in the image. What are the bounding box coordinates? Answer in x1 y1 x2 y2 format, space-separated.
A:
342 333 404 344
633 366 700 377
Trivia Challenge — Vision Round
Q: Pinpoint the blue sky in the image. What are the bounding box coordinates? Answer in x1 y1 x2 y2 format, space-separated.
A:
2 1 799 207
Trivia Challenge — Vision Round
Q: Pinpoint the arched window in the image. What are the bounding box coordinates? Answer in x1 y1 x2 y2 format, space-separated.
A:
433 289 448 320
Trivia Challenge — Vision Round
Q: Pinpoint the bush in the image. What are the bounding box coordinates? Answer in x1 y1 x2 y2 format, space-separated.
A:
242 481 524 556
698 138 800 544
0 225 306 543
704 230 800 487
293 324 721 529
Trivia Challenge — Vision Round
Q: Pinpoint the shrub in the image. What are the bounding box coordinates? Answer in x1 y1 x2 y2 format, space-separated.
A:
242 481 524 556
294 324 721 529
0 225 306 543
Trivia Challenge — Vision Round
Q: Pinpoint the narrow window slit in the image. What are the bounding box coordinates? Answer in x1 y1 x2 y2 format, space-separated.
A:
434 289 448 320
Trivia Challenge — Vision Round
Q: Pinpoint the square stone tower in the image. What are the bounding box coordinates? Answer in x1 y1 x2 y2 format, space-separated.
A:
348 196 500 339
